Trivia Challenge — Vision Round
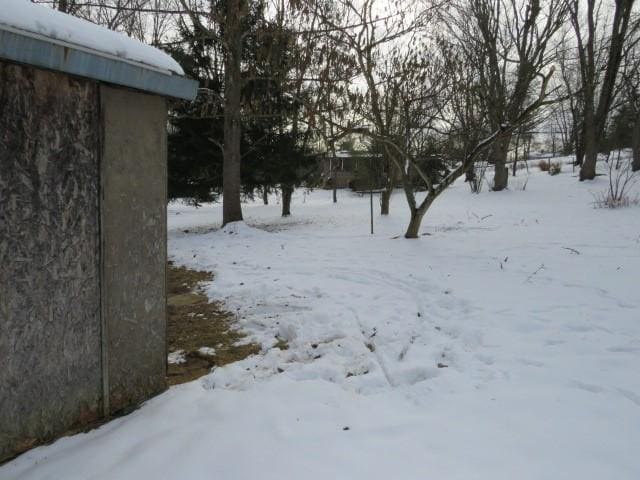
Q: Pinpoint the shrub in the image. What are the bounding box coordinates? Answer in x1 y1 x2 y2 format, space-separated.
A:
591 159 638 208
538 159 550 172
548 161 562 175
469 161 488 194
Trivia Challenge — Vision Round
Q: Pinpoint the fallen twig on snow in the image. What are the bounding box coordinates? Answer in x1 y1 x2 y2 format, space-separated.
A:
524 263 546 283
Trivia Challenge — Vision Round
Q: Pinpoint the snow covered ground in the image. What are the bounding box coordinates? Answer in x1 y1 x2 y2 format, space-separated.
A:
3 163 640 479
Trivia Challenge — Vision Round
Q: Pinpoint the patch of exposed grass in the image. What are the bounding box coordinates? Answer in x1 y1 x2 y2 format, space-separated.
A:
167 263 261 386
273 337 289 351
168 262 213 295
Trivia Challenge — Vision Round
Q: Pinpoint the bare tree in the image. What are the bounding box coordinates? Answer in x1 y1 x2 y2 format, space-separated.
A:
313 0 557 238
311 0 435 220
554 43 582 158
449 0 567 191
33 0 180 44
567 0 637 180
33 0 79 13
619 28 640 171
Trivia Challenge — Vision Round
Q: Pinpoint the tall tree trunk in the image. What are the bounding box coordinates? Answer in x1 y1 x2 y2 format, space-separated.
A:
262 186 269 205
580 115 598 180
572 125 582 166
492 136 510 191
573 131 584 168
281 185 293 216
464 164 476 183
632 117 640 172
380 189 392 215
512 133 520 177
332 171 337 203
380 160 396 215
222 0 244 226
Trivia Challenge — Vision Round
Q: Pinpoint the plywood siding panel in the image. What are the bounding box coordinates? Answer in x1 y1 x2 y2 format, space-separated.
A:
100 86 167 411
0 63 101 461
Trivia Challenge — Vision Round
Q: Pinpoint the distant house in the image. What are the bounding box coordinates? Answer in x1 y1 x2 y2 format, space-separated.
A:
319 150 380 189
0 1 197 461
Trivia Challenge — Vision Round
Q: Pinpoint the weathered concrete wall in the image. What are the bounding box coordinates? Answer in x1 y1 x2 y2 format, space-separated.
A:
100 86 168 412
0 63 102 461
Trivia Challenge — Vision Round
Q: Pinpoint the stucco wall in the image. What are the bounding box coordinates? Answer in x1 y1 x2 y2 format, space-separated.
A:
0 63 102 461
100 85 168 412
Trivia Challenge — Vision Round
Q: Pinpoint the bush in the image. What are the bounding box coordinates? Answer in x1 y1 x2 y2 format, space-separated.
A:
591 159 638 208
538 159 550 172
548 162 562 175
468 161 488 194
592 192 637 208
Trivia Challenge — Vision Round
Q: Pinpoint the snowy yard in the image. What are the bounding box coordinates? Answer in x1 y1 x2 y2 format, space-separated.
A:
3 165 640 479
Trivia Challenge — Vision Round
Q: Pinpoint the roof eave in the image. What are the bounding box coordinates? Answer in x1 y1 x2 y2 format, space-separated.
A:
0 27 198 101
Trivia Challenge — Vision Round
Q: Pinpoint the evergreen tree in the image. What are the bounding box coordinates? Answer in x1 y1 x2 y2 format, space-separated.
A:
166 4 318 213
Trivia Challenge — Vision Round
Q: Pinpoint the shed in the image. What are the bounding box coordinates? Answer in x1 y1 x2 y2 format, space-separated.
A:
0 0 198 461
319 150 380 189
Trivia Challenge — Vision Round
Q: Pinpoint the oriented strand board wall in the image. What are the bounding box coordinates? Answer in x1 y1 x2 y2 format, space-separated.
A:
0 63 102 461
100 86 167 412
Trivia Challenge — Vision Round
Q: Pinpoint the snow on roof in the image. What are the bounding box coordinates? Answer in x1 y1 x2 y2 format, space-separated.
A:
0 0 184 75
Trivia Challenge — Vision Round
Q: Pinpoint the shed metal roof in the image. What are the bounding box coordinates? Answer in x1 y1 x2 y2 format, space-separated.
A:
0 19 198 101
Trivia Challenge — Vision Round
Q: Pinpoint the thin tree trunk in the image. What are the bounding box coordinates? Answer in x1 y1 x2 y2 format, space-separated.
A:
262 186 269 205
327 118 338 204
512 133 520 177
281 185 293 216
222 0 244 226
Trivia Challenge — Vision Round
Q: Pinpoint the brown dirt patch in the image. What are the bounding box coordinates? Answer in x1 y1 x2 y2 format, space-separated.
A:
167 263 261 386
0 264 258 465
